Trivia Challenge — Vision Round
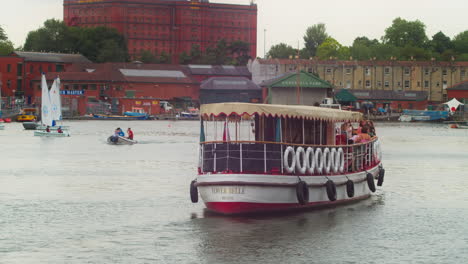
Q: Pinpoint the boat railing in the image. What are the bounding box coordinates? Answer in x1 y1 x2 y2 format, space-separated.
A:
199 138 382 176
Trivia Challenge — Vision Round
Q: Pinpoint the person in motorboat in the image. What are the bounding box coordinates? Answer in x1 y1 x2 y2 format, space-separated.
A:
110 128 120 143
117 128 125 137
127 128 134 140
46 126 50 133
57 126 63 133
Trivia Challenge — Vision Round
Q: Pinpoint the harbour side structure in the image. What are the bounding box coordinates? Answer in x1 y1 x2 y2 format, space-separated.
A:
63 0 257 62
249 58 468 109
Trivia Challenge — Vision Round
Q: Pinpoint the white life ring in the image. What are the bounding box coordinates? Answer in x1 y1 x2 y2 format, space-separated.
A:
338 148 345 173
323 148 331 174
373 140 379 161
305 147 315 174
295 147 307 174
284 146 296 173
377 142 383 161
331 148 339 173
315 148 323 174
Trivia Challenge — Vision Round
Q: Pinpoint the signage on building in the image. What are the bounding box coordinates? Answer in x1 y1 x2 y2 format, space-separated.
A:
60 90 84 95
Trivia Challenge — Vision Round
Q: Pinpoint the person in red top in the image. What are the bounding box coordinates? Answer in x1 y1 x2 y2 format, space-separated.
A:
127 128 134 140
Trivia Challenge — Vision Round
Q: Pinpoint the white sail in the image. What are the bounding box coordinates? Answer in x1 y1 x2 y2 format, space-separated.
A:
41 74 53 126
50 77 62 122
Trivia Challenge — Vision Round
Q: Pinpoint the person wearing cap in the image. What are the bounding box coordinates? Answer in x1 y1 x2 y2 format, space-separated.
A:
127 128 134 140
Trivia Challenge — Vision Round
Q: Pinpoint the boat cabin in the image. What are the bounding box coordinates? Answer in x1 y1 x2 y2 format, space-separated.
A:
199 103 381 176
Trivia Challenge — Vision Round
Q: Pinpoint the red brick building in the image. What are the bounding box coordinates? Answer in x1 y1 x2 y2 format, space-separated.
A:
0 51 91 103
63 0 258 62
447 81 468 103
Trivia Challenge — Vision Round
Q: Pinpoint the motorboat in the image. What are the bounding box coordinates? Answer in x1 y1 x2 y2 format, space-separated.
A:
16 108 38 122
190 103 385 215
107 136 137 145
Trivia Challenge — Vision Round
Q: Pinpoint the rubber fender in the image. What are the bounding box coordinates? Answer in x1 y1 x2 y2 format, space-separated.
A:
377 168 385 187
190 180 198 203
325 180 337 201
367 173 376 193
346 180 355 198
296 181 309 205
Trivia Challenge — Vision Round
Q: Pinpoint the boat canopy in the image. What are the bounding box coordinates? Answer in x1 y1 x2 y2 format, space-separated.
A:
201 103 362 122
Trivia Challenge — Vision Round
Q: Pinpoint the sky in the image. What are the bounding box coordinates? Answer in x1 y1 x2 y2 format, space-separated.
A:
1 0 467 57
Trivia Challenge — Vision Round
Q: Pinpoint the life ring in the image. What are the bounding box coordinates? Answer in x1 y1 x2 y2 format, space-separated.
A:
346 180 355 198
295 147 307 174
325 180 337 201
377 142 383 161
305 147 315 174
366 173 376 192
337 148 345 173
296 181 309 205
323 148 331 174
331 148 339 173
377 168 385 186
284 146 296 173
315 148 323 174
190 180 198 203
373 141 379 161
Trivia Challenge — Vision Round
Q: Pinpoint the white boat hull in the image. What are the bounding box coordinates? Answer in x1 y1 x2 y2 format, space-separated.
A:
107 136 137 145
34 130 70 137
36 125 70 131
196 163 381 214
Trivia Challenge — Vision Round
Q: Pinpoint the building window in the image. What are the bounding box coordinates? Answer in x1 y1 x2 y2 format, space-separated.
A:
125 90 136 98
404 67 410 75
89 84 97 90
345 68 351 74
64 85 70 90
417 81 421 87
377 81 382 87
384 67 391 75
436 82 440 87
56 64 64 72
365 67 371 76
384 81 389 88
48 65 52 72
442 69 447 76
424 81 429 88
443 81 447 89
81 84 88 90
397 81 401 87
116 85 123 91
7 64 11 73
404 80 410 88
73 84 79 90
425 68 430 75
365 80 371 88
326 68 331 74
30 65 34 73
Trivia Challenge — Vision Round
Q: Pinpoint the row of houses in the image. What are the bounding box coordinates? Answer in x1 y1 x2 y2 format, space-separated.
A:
2 52 468 117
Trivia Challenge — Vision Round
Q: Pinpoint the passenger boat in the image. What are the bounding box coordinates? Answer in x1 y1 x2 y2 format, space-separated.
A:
399 109 449 122
107 136 137 145
190 103 385 215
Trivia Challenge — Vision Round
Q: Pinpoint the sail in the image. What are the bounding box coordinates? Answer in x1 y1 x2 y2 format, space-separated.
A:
50 77 62 122
41 74 53 126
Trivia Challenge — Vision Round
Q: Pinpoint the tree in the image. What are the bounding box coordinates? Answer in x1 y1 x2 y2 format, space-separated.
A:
139 50 158 63
0 25 14 56
316 38 342 60
369 43 400 60
179 51 191 64
189 44 202 64
158 51 171 64
399 45 431 61
303 23 329 57
96 39 128 62
453 31 468 55
229 40 250 65
383 17 428 48
23 19 72 52
266 43 296 59
430 31 453 54
214 39 229 65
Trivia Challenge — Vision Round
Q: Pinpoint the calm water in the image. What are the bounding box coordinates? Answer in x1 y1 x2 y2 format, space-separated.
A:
0 121 467 264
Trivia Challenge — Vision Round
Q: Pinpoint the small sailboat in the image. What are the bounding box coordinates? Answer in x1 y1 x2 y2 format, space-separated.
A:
34 75 70 137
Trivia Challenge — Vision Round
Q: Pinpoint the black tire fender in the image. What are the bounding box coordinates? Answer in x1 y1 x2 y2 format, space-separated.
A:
377 168 385 187
346 180 355 198
190 180 198 203
367 173 376 193
325 180 337 201
296 181 309 205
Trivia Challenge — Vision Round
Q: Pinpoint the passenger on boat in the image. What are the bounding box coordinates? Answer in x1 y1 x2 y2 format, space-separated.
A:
46 126 50 133
57 126 63 133
368 121 376 137
356 127 371 143
127 128 134 140
117 128 125 137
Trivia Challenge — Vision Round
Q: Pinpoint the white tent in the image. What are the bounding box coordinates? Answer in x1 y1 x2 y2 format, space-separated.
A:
444 98 464 112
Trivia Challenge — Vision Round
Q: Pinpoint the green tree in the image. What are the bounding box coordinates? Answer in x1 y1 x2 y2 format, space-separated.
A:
369 43 400 60
96 39 128 62
350 43 372 60
214 39 230 65
179 51 192 64
23 19 73 52
229 40 250 65
266 43 296 59
316 38 342 60
399 45 431 60
453 31 468 54
430 31 453 54
0 25 14 55
383 17 428 48
158 51 171 64
139 50 158 63
189 44 202 64
353 36 379 47
303 23 329 57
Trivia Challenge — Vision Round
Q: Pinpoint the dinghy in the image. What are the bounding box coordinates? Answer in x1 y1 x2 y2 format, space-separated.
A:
107 136 137 145
34 130 70 137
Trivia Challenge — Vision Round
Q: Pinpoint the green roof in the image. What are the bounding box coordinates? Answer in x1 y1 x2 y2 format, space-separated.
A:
264 71 332 89
335 89 358 102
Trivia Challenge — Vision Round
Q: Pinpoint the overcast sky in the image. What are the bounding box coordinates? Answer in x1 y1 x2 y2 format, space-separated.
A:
1 0 467 57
